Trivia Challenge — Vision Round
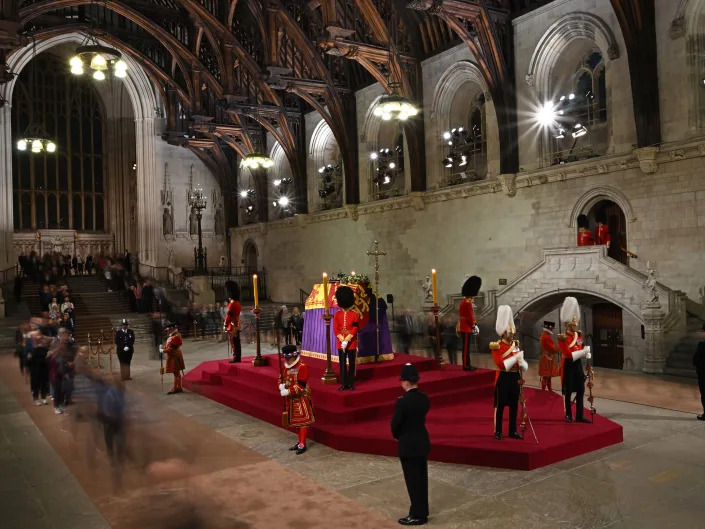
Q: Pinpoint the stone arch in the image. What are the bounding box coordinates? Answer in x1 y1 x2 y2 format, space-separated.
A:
683 0 705 130
430 60 500 181
568 185 635 228
309 119 340 169
242 238 259 271
526 12 621 97
0 31 160 269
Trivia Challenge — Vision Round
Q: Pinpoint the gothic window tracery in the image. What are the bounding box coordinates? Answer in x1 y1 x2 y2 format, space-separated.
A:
12 53 105 232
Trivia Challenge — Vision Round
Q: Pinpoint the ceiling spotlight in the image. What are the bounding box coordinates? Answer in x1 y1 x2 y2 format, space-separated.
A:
554 128 565 139
537 101 556 127
278 196 290 206
568 93 575 100
17 139 27 151
273 179 282 187
388 162 396 169
93 70 105 81
318 167 324 174
383 176 391 184
459 155 467 167
443 156 453 168
572 124 588 138
559 95 566 101
443 131 451 140
370 152 378 160
240 190 248 198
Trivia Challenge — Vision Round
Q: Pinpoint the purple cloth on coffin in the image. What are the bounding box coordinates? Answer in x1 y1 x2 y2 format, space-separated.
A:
301 307 393 362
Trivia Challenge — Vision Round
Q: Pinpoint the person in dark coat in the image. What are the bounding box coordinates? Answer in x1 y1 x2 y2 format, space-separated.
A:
115 319 135 381
694 323 705 421
391 363 430 526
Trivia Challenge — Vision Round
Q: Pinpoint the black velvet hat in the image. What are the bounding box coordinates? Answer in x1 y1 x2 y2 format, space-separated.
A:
577 214 590 229
282 345 299 358
336 285 355 310
462 276 482 297
225 280 240 301
400 363 420 383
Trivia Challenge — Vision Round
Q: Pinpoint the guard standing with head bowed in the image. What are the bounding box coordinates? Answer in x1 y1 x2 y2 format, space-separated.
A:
490 305 528 440
577 214 595 246
115 318 135 381
334 285 360 391
223 280 242 363
161 321 185 395
594 208 611 247
538 321 560 391
558 296 592 423
458 276 481 371
278 345 315 455
391 363 430 526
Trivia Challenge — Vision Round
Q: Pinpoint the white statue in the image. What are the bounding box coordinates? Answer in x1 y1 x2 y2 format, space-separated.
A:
644 261 658 302
422 275 432 300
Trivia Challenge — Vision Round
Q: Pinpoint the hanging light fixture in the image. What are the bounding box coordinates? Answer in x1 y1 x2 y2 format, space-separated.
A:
240 110 274 169
69 40 127 81
371 43 419 121
16 38 57 154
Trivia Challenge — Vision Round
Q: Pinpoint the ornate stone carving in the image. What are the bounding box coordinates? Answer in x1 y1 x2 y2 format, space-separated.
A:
670 149 685 161
670 17 685 40
498 173 517 197
643 261 659 303
641 299 665 374
346 204 359 221
633 146 660 174
606 45 619 60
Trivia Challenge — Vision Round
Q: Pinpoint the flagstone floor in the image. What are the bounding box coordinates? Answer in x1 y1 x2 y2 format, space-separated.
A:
2 337 703 529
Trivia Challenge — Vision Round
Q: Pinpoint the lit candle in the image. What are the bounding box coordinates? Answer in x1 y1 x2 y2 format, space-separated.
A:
351 270 356 277
431 269 438 305
322 273 329 313
253 274 259 309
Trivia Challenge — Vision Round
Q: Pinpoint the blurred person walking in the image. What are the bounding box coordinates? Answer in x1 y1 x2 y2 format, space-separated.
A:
694 323 705 421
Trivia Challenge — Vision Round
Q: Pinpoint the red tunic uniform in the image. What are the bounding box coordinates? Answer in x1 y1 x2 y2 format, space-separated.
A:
538 331 560 378
491 339 522 380
558 330 587 420
577 229 595 246
333 309 360 350
490 339 522 436
280 360 315 428
224 300 241 331
458 298 476 332
594 224 611 246
164 331 185 373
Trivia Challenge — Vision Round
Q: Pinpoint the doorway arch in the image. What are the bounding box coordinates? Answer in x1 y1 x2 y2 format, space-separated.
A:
586 199 628 264
242 239 258 272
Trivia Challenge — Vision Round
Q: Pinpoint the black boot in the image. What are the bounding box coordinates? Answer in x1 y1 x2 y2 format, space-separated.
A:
509 432 524 440
296 445 307 455
565 415 574 423
698 414 705 421
494 432 502 440
289 443 299 451
576 416 593 423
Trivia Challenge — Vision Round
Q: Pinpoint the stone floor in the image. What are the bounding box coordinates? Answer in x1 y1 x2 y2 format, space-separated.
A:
2 336 704 529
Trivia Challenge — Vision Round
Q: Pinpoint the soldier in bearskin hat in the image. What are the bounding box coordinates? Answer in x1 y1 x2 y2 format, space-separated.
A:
278 345 315 454
161 321 185 394
223 280 242 363
577 214 595 246
333 285 360 391
594 208 611 247
458 276 481 371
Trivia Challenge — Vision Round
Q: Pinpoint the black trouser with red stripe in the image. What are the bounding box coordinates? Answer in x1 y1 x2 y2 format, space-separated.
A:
461 332 475 369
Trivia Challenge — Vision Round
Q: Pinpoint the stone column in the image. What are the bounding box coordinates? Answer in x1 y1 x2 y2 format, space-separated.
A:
0 104 14 317
135 116 160 267
641 300 666 373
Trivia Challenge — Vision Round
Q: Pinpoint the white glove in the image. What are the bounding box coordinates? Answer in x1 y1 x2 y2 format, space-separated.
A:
278 383 286 391
280 389 289 397
159 345 164 353
472 324 479 336
503 355 519 371
123 346 129 351
341 341 348 350
586 352 592 360
515 350 524 361
572 348 588 361
519 359 529 372
584 346 591 356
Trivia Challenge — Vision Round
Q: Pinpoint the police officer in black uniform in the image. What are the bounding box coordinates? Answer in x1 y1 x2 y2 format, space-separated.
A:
694 323 705 421
391 363 430 526
115 318 135 381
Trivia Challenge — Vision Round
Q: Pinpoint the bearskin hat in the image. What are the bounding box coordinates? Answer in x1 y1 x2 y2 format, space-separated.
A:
595 208 607 224
336 285 355 310
577 214 590 229
225 280 240 301
462 276 482 298
281 345 299 358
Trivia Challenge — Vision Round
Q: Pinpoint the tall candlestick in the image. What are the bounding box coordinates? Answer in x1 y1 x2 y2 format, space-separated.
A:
253 274 259 309
322 273 329 313
431 269 438 305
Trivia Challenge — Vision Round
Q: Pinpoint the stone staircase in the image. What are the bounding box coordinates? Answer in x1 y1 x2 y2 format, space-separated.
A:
665 313 703 378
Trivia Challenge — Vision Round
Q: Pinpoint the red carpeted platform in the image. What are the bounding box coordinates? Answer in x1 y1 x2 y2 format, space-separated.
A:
183 354 623 470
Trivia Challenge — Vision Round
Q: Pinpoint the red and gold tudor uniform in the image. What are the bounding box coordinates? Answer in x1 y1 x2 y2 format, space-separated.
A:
558 297 592 423
278 345 314 454
333 286 360 391
490 305 527 440
577 214 595 246
458 276 481 371
164 322 185 394
538 322 560 391
223 281 242 363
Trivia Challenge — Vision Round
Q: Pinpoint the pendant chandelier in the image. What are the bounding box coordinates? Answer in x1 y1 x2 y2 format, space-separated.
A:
372 42 419 121
240 115 273 169
16 38 56 154
69 40 127 80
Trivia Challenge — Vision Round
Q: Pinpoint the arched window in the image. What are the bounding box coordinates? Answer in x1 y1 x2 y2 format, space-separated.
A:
571 51 606 126
370 122 405 201
440 91 488 185
12 52 106 232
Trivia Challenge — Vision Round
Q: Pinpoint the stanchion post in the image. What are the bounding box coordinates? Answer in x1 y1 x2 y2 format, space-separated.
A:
321 312 337 384
252 307 267 366
432 305 445 368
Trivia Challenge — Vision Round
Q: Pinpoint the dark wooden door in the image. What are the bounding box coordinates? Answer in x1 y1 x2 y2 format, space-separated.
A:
592 303 624 369
604 202 628 265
